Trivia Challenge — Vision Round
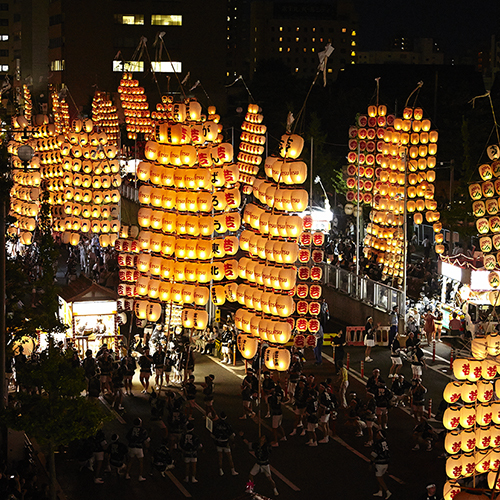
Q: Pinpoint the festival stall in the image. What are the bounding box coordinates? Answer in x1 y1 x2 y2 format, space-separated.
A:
57 275 119 354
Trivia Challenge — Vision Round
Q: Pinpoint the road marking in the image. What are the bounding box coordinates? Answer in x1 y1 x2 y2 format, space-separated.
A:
99 396 126 424
166 471 193 497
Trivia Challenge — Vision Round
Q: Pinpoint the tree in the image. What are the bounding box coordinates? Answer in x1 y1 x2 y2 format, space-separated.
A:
1 343 110 500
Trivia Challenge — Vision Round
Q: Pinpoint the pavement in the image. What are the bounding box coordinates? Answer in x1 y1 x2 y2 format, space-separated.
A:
52 336 453 500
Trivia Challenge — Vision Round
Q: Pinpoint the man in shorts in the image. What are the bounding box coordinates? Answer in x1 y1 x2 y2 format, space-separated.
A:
243 434 279 497
183 374 197 421
106 434 128 476
388 333 403 379
211 411 238 476
410 378 428 423
125 418 150 481
152 345 165 391
120 350 136 396
410 340 426 381
318 382 334 443
262 371 275 418
268 387 287 447
179 422 202 483
285 353 302 404
371 428 391 499
290 377 309 436
138 347 154 394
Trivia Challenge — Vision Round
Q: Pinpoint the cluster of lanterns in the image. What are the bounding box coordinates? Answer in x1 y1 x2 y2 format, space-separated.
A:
8 114 48 245
442 333 500 498
22 84 32 123
48 118 121 246
92 91 120 144
118 88 241 330
237 104 267 193
236 132 322 371
345 105 441 284
118 72 153 140
49 86 70 134
470 145 500 277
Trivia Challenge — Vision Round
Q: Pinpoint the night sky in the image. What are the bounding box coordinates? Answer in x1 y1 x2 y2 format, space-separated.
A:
353 0 500 57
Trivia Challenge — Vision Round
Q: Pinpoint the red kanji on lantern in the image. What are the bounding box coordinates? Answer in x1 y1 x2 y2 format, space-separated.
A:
296 284 309 299
296 318 308 332
298 249 310 263
225 192 236 207
224 238 236 253
308 319 320 333
309 302 320 315
306 334 317 347
303 215 313 229
312 250 324 263
298 267 310 280
226 215 237 230
300 232 312 246
312 232 324 246
286 317 295 329
294 335 306 347
311 266 322 281
310 284 322 299
297 301 308 315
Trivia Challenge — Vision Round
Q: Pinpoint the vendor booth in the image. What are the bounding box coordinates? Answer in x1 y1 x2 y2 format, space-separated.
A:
438 254 495 336
57 275 119 354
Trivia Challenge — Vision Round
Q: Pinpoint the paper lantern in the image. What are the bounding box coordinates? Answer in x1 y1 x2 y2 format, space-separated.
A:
279 134 304 159
221 283 236 303
182 309 195 328
444 382 463 404
490 424 500 446
159 282 171 302
466 360 482 382
443 482 460 500
460 453 476 478
279 268 296 290
475 450 491 473
238 334 259 359
453 359 472 380
460 405 476 428
135 300 148 320
445 430 461 455
268 294 278 315
136 161 151 181
265 347 291 371
489 471 500 490
482 358 497 380
196 264 211 283
443 407 461 430
276 295 294 317
182 285 195 304
477 403 494 427
274 322 292 344
488 334 500 356
148 279 161 299
194 286 209 306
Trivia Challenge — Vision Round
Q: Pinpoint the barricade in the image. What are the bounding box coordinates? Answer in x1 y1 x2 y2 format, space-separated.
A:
375 326 390 346
346 326 365 346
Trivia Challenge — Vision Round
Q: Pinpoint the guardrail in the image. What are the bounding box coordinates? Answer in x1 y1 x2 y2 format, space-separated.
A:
323 264 404 315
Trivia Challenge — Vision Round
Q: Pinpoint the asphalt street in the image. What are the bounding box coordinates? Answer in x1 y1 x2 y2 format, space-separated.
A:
54 339 453 500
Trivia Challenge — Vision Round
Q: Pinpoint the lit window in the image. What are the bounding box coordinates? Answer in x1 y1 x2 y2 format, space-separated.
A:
0 64 7 71
328 68 332 73
279 37 282 42
342 28 346 32
50 60 64 71
151 61 182 73
279 47 282 52
312 37 315 42
0 34 7 41
279 26 283 31
151 14 181 26
351 30 356 36
112 60 144 72
115 14 144 25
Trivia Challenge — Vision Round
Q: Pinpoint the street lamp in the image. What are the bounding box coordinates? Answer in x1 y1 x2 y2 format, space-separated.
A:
314 175 331 211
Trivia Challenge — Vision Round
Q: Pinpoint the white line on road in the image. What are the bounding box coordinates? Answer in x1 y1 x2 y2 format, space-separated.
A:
166 471 193 498
99 396 126 424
